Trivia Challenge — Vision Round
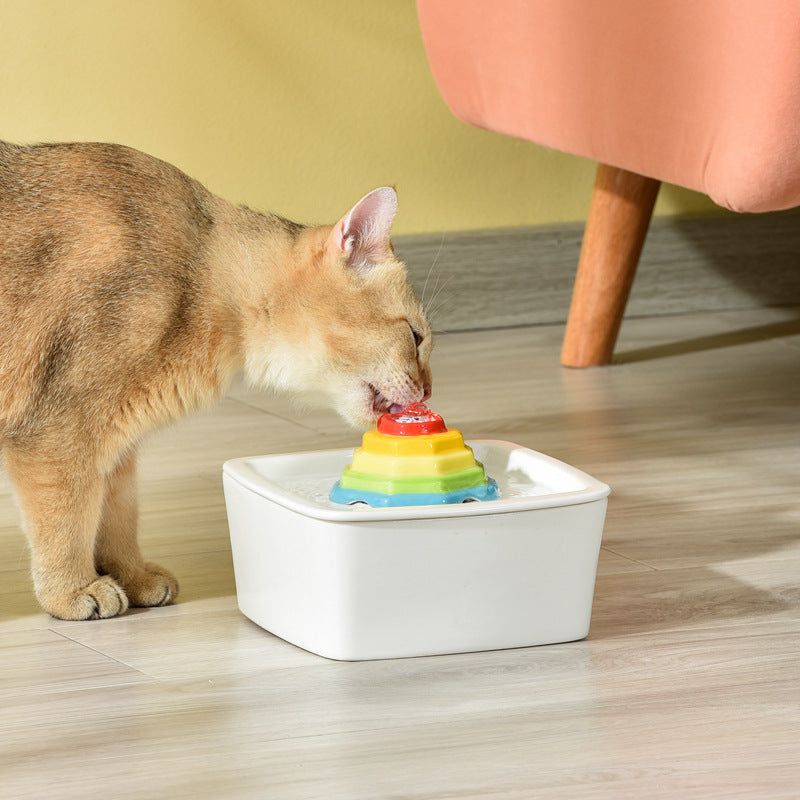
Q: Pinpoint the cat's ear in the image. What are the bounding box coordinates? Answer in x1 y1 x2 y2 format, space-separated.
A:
326 187 398 268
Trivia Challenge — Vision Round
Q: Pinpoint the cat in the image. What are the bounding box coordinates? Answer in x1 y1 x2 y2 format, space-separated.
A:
0 141 432 620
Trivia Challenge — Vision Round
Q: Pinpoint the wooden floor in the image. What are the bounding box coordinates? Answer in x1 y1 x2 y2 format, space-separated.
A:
2 306 799 799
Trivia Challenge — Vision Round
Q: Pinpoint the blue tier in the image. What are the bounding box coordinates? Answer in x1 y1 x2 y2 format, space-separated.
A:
329 478 499 508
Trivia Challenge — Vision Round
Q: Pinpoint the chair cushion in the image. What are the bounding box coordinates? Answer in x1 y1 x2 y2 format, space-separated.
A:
418 0 800 212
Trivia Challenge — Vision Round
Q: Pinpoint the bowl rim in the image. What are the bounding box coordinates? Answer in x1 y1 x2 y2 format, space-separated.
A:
222 440 611 523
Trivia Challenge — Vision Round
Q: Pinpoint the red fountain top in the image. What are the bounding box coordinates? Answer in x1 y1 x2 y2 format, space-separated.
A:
376 403 448 437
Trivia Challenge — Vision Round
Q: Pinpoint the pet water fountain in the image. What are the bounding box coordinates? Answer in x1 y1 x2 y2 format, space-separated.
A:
223 404 610 661
329 403 499 506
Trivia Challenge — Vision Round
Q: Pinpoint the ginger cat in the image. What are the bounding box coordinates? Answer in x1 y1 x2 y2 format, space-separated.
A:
0 141 432 620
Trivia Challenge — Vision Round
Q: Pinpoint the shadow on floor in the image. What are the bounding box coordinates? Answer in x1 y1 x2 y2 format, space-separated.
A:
614 316 800 364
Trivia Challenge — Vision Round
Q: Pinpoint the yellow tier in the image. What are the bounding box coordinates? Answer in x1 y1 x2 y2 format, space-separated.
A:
350 445 479 478
358 428 467 457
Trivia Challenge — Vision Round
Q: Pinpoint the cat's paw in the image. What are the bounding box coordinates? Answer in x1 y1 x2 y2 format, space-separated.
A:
41 575 129 620
122 563 179 608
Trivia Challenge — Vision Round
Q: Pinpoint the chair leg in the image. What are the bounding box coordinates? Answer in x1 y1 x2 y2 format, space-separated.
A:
561 164 661 367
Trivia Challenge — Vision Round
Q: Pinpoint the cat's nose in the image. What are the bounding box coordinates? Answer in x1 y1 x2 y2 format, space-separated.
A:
422 384 432 402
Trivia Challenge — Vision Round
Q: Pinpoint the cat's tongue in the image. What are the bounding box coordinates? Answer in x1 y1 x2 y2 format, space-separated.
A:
388 404 405 414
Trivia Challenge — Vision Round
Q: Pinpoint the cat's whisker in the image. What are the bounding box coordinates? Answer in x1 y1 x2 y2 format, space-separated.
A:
427 295 453 324
420 275 439 309
427 268 452 304
420 234 445 307
424 271 454 320
423 274 443 320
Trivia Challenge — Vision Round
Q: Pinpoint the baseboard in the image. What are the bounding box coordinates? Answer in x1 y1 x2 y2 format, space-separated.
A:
394 211 800 333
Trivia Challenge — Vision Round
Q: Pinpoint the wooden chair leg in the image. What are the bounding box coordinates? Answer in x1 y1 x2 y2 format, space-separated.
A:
561 164 661 367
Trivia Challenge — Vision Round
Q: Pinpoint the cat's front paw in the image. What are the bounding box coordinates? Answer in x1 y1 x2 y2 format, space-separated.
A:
40 575 129 620
121 563 179 608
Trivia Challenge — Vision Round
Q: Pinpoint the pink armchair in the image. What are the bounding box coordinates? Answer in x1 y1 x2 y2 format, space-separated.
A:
417 0 800 366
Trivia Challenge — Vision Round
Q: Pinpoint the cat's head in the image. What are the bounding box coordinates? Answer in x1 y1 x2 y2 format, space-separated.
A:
246 187 432 429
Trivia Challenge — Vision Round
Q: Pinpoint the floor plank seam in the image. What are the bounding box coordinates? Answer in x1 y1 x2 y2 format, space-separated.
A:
49 628 160 682
600 547 660 571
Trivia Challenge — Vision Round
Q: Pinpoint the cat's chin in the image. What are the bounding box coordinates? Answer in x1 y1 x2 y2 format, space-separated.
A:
330 383 406 430
368 384 406 417
341 409 381 430
330 399 378 430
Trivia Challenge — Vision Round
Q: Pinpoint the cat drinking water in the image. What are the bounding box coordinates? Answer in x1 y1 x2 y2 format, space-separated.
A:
0 141 432 620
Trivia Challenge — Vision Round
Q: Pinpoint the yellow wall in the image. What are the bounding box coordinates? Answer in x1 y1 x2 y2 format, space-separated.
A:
0 0 718 234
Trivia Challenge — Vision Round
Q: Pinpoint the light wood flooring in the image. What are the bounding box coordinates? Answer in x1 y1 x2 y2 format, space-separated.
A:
2 306 799 799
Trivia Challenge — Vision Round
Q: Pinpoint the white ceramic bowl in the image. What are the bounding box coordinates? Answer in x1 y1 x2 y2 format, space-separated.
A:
222 441 610 661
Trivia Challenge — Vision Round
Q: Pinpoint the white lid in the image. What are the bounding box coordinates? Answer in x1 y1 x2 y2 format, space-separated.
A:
222 440 610 522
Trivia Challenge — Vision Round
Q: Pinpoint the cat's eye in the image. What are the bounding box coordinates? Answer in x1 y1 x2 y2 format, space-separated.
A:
409 325 424 350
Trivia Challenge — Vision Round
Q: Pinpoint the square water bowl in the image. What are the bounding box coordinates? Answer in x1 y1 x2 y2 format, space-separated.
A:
222 441 610 661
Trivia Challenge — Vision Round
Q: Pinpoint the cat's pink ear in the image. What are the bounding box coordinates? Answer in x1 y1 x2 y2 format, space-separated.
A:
327 187 398 268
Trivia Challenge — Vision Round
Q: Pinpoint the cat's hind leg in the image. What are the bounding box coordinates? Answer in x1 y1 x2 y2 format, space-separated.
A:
95 448 179 608
4 446 129 620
